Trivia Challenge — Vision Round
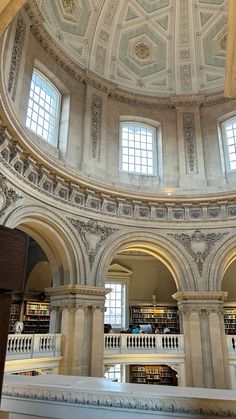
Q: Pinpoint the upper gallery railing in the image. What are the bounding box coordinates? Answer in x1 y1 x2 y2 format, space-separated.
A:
6 334 62 360
104 333 184 355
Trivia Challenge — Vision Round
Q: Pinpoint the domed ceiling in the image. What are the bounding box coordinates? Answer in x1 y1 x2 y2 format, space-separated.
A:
31 0 227 97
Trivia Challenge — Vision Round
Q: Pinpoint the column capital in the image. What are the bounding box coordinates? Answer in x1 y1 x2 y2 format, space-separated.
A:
172 291 228 314
173 291 228 302
46 284 111 310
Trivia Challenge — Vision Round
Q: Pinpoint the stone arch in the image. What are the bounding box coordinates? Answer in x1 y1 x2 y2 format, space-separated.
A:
3 204 86 286
95 231 195 291
208 235 236 291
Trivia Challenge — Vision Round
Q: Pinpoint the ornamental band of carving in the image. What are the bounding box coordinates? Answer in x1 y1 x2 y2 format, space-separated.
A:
2 128 236 222
90 96 102 160
3 382 236 417
169 229 228 275
183 112 197 173
8 16 26 102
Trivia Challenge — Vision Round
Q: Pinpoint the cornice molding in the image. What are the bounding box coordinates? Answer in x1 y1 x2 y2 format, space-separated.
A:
2 382 236 417
173 291 228 302
45 285 110 297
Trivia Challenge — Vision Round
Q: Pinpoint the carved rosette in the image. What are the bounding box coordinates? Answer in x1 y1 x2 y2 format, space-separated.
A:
90 95 102 160
8 16 26 101
183 113 197 173
0 173 22 216
68 218 118 269
169 229 228 275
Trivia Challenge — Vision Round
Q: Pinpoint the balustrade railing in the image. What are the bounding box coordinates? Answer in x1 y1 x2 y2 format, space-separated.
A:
6 334 62 360
104 333 184 354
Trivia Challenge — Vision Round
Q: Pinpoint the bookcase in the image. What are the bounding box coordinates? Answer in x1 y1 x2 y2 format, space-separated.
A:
130 365 177 386
224 307 236 334
23 301 51 333
129 305 180 333
9 302 21 332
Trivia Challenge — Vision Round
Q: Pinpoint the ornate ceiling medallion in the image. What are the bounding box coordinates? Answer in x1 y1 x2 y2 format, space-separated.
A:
134 42 151 60
61 0 76 14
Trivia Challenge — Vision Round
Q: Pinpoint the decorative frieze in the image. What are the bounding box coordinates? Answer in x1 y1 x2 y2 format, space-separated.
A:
183 112 198 173
8 16 26 102
90 95 102 160
169 230 228 275
68 218 118 269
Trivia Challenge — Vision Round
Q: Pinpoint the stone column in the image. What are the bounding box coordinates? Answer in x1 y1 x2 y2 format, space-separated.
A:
46 285 110 377
173 291 230 389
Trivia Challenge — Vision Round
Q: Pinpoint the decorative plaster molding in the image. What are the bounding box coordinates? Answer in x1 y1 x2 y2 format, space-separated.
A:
90 95 102 160
0 172 22 215
169 230 229 275
2 382 236 417
7 16 26 102
183 112 197 173
68 218 118 269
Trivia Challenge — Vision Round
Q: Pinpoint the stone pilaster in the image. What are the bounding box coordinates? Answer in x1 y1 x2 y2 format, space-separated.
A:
46 285 111 377
90 306 106 377
173 291 230 389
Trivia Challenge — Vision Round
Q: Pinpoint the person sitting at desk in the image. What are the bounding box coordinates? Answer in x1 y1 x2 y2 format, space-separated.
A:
163 325 171 334
132 325 141 334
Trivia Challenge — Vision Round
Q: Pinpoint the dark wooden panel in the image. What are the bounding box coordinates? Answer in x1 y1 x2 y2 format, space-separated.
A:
0 294 12 398
0 226 28 292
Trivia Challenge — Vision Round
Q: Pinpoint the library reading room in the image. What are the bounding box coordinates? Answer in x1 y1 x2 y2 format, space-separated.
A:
1 1 236 418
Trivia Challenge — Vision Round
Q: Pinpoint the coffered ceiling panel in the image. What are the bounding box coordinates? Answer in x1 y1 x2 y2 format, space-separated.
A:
30 0 227 97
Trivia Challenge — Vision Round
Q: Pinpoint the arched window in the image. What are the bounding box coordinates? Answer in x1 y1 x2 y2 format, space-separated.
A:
120 122 157 175
221 117 236 171
26 70 61 146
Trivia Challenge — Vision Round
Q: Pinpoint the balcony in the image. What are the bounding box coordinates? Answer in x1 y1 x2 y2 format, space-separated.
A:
104 333 184 355
5 334 62 374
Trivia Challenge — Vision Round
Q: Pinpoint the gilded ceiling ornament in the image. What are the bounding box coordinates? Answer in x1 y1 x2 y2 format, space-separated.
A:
61 0 76 14
135 42 151 60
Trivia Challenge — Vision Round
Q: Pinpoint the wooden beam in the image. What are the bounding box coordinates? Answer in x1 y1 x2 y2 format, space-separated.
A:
0 0 27 38
225 0 236 97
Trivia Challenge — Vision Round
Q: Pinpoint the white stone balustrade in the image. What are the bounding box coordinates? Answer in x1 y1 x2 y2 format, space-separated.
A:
6 334 62 360
104 333 184 355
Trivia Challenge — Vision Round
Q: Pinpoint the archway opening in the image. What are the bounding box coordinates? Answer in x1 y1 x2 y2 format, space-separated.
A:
222 257 236 335
104 244 181 386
